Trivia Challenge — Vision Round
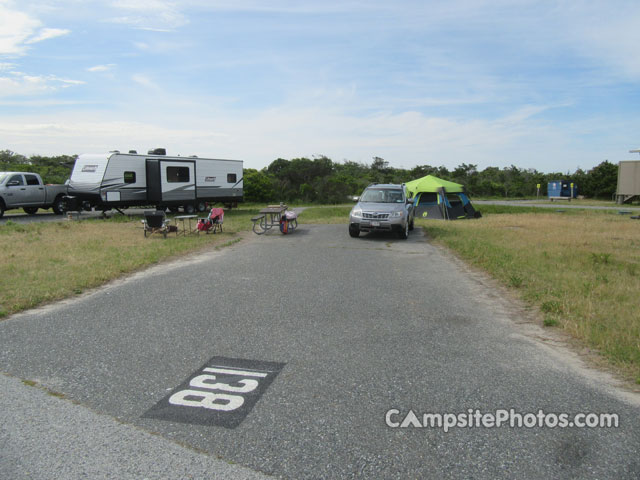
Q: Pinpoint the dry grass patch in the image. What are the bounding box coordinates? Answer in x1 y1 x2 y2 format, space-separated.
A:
0 209 258 317
421 211 640 383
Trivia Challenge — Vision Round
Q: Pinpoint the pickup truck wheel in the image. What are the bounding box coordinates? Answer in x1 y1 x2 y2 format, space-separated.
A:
24 207 39 215
409 218 414 231
398 221 409 240
0 202 5 218
349 225 360 238
52 196 66 215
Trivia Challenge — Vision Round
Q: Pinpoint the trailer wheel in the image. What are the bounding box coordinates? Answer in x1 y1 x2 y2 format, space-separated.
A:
184 204 195 214
196 201 207 212
24 207 39 215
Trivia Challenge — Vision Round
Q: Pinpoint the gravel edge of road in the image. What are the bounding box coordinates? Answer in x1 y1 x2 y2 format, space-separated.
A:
0 373 274 480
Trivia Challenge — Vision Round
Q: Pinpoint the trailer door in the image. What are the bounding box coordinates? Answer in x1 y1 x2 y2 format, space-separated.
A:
160 160 196 202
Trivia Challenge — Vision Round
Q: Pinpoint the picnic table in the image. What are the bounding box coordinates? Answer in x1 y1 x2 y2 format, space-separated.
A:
251 204 297 235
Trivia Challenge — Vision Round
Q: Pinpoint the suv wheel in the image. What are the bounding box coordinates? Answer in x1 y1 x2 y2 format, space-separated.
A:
349 225 360 238
398 221 409 240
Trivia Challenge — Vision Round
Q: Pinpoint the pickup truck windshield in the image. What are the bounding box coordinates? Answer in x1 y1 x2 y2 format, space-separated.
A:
0 174 7 183
361 188 404 203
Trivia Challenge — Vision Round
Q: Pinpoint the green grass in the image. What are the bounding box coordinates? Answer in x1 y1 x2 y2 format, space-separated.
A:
474 197 633 207
419 209 640 384
477 204 625 216
298 205 352 224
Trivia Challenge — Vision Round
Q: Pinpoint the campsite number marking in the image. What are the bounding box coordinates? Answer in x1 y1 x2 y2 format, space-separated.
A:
168 367 268 412
143 357 285 428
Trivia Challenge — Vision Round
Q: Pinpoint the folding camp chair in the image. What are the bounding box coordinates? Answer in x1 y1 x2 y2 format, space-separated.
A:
141 210 170 238
197 207 224 234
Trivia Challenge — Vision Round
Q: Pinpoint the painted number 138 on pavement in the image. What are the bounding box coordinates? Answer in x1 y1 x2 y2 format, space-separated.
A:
143 356 285 428
169 366 268 411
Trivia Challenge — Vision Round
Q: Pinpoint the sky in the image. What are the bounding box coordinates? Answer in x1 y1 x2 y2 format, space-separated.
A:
0 0 639 172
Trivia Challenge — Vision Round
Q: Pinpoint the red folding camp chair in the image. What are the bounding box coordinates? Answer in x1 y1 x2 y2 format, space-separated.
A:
197 207 224 234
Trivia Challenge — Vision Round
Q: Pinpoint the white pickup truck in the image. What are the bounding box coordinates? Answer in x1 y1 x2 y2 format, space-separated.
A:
0 172 68 218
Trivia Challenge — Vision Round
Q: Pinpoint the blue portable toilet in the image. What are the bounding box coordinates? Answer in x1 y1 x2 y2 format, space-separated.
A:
548 180 578 199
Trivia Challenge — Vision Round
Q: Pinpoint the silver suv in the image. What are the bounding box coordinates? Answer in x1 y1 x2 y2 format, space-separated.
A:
349 183 414 239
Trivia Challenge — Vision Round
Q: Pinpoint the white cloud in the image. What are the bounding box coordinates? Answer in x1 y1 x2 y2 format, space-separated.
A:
0 2 70 55
87 64 116 72
24 27 70 44
0 101 610 173
0 72 84 97
0 2 41 55
108 0 188 31
131 73 160 90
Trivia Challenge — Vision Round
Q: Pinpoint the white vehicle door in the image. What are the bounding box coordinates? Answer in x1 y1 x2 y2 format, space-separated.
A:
160 161 196 202
23 174 46 205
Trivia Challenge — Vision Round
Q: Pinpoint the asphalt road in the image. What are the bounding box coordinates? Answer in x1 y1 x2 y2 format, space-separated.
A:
1 225 638 479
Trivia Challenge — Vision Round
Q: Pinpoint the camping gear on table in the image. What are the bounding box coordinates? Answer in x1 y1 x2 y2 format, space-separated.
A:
279 210 298 234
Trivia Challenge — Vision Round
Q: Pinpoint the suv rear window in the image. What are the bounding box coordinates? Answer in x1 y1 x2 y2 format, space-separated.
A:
361 188 404 203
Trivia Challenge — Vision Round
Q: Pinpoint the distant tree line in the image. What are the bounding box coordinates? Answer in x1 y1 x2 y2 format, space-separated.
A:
244 156 619 203
0 150 75 185
1 149 619 202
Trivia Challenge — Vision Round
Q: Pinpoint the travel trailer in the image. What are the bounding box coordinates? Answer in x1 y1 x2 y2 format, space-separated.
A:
67 149 243 213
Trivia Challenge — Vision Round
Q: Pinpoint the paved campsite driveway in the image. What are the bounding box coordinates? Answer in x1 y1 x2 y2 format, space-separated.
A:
1 225 638 479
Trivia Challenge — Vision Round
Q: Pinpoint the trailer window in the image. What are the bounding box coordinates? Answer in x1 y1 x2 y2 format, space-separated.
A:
124 171 136 184
227 173 237 183
166 166 190 183
25 174 40 186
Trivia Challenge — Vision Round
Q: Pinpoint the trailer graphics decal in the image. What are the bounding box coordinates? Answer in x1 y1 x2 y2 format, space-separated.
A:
143 356 285 428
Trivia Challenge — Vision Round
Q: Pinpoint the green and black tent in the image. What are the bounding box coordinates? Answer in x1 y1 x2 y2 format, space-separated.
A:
405 175 481 220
